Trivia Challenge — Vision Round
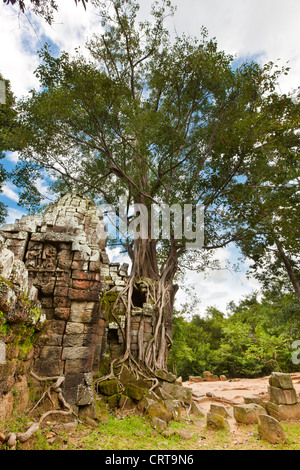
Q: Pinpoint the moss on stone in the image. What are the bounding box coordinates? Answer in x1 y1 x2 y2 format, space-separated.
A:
98 378 119 396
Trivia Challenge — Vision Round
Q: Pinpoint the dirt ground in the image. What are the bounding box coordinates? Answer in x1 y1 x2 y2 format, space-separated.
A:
183 372 300 414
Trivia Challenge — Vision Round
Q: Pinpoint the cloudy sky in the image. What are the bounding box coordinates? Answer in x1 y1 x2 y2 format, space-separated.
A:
0 0 299 314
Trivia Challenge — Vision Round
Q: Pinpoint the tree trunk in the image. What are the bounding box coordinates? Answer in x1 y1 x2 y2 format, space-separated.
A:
274 238 300 302
131 237 159 279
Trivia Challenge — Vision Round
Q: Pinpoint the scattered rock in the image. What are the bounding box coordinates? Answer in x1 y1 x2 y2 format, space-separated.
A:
155 369 176 383
203 371 220 382
97 402 109 424
161 382 192 405
176 428 194 440
220 375 227 381
175 377 183 385
164 399 182 420
206 412 229 430
210 404 230 418
151 417 168 432
189 376 204 383
244 396 266 408
124 380 149 401
162 429 176 438
146 401 173 423
84 417 98 428
233 404 267 424
258 414 287 444
98 379 119 397
190 401 206 417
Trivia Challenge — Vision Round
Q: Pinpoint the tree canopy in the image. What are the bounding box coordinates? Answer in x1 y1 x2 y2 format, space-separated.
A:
8 0 300 371
3 0 88 24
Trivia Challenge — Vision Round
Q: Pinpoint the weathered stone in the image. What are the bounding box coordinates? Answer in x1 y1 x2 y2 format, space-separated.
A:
162 429 176 438
138 396 157 412
190 401 206 417
164 399 182 420
206 411 229 430
146 402 173 423
189 376 204 383
151 417 168 432
210 404 230 418
119 394 135 411
233 404 267 424
107 394 121 409
98 379 119 396
0 246 14 278
119 364 135 385
124 381 149 401
269 372 293 390
161 382 192 405
258 414 287 444
266 401 300 421
268 385 298 405
155 369 176 383
176 429 195 440
244 396 266 408
203 371 219 381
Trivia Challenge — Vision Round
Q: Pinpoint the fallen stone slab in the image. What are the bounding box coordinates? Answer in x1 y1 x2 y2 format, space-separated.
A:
206 411 229 430
151 417 168 432
233 403 267 424
258 414 287 444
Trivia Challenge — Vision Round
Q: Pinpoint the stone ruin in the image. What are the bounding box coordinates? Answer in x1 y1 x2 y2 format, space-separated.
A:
0 193 158 418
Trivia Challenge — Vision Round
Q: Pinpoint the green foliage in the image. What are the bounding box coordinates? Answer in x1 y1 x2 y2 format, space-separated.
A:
169 292 300 380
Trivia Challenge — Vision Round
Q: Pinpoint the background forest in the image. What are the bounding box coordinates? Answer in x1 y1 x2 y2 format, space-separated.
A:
170 290 300 380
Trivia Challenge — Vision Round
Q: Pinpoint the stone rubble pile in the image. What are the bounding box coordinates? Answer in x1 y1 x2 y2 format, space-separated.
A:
266 372 300 421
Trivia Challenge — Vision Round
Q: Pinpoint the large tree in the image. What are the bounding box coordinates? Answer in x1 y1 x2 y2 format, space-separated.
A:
13 0 299 372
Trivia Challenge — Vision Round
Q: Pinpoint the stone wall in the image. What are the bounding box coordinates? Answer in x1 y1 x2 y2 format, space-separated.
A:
0 235 42 421
0 193 166 418
0 194 136 417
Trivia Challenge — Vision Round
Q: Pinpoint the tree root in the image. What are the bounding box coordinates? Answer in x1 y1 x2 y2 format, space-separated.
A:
2 372 73 449
96 274 173 396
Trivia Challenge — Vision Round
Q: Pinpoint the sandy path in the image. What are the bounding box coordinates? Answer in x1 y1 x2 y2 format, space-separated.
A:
183 372 300 413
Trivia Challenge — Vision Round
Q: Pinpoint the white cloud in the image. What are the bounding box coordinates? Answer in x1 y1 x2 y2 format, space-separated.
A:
6 152 19 163
1 0 299 98
170 0 300 93
4 206 26 224
1 182 19 203
175 246 261 315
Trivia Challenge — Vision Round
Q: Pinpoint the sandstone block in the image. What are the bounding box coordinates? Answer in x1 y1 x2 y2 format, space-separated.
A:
268 385 298 405
206 411 229 430
146 401 173 423
258 414 287 444
161 382 192 405
269 372 294 390
151 417 168 432
233 404 267 424
266 401 300 421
